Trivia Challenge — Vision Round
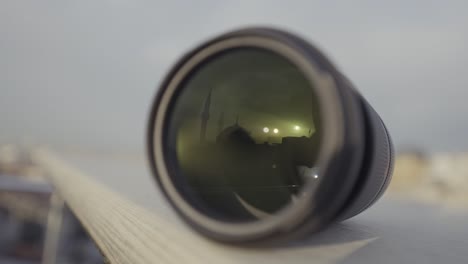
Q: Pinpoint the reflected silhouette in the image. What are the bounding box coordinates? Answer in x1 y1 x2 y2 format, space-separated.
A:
179 110 320 220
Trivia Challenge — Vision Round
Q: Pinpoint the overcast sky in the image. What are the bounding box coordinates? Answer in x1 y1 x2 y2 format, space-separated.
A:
1 1 467 153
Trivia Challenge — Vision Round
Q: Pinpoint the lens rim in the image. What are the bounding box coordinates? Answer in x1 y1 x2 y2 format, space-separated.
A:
147 27 365 243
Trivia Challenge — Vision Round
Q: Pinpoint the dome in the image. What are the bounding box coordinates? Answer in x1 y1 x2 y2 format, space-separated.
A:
216 125 255 145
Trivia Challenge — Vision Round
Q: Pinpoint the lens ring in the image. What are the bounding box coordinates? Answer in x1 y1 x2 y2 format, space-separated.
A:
147 28 365 242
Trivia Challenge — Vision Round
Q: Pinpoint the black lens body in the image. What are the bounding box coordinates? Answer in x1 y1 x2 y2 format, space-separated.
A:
147 27 394 244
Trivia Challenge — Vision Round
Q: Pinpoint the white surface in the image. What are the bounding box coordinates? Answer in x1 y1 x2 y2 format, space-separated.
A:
52 152 468 263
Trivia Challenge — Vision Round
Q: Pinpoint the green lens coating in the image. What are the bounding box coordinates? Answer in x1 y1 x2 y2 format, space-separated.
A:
165 48 321 221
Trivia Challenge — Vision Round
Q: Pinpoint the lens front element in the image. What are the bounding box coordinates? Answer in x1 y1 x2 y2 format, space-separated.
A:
165 48 321 222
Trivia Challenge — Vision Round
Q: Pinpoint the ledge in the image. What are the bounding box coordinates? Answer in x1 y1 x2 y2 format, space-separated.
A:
31 148 468 264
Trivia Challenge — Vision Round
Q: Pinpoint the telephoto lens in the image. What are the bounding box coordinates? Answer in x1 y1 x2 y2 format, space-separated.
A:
147 27 394 244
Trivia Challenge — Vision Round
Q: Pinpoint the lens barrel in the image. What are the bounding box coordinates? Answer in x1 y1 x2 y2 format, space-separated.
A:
147 27 393 244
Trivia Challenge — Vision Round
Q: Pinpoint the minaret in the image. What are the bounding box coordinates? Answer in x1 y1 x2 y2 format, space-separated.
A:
200 89 212 142
217 112 224 134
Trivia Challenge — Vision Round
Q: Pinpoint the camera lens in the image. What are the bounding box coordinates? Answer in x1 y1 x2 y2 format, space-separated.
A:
148 27 393 243
164 48 321 221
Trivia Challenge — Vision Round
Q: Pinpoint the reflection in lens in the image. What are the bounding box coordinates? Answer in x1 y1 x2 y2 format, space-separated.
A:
165 48 321 222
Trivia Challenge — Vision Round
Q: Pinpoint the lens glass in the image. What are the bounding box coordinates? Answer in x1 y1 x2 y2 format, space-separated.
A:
164 48 321 221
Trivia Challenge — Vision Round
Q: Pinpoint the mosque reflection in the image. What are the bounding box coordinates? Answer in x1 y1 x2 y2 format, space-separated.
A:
176 90 320 219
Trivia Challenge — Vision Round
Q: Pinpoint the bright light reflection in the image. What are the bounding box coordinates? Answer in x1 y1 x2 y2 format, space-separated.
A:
273 128 279 134
294 125 301 131
263 127 269 133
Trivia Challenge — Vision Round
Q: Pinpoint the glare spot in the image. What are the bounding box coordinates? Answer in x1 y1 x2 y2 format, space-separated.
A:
273 128 279 134
294 125 301 131
314 175 318 179
263 127 269 133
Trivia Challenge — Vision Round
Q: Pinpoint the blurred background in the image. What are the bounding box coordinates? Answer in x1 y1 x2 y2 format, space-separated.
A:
0 147 103 264
1 1 467 262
